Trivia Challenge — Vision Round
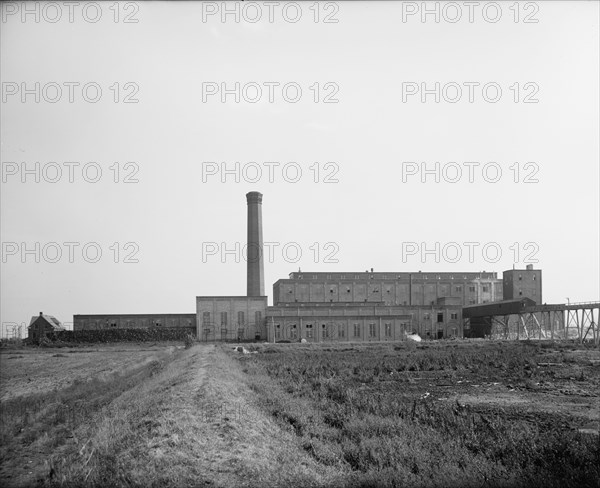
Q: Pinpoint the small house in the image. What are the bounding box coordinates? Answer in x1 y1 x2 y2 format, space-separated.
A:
28 312 65 343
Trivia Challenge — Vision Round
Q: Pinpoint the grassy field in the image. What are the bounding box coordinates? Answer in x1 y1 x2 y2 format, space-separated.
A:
0 340 598 487
0 342 337 487
240 340 600 488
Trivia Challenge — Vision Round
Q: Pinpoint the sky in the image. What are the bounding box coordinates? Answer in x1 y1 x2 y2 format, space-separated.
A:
1 1 598 335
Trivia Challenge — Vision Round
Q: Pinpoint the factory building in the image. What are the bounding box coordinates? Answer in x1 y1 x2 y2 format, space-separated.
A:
73 313 196 331
74 192 542 342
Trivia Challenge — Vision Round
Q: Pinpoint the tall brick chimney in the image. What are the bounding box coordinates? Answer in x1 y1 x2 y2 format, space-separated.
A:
246 191 265 296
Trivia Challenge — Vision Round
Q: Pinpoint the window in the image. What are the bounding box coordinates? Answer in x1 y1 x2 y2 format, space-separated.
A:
255 311 262 325
110 322 117 328
290 324 298 339
339 325 345 338
237 328 245 340
154 320 162 327
519 290 523 296
203 312 210 325
220 312 227 326
519 275 522 281
469 286 476 293
275 324 281 339
203 328 211 337
424 313 430 320
385 323 392 337
238 311 245 325
322 324 329 339
220 328 228 339
533 275 536 281
353 323 361 337
437 313 443 323
482 286 489 292
451 313 458 320
369 323 377 338
306 323 313 338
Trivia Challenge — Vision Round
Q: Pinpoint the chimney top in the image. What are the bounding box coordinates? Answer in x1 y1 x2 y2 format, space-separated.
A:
39 312 43 316
526 264 533 270
246 192 263 204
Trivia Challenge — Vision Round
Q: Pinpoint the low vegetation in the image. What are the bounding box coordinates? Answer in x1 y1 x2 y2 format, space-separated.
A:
1 340 597 487
241 340 600 487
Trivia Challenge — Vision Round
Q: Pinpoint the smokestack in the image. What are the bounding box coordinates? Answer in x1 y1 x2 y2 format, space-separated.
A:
246 192 265 296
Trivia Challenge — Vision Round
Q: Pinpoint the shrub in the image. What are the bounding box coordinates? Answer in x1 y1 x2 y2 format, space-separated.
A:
184 333 195 349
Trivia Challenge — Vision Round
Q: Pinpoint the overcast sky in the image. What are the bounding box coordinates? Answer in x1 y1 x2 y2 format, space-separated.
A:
1 1 598 333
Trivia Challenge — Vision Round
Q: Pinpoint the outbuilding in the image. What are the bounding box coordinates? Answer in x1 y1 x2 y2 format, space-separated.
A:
28 312 65 343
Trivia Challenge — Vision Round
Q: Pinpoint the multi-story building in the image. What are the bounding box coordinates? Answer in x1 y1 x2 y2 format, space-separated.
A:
273 271 502 307
503 265 542 303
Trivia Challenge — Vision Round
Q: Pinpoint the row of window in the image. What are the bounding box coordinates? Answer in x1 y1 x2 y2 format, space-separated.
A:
82 318 194 328
202 311 263 326
273 322 436 339
512 274 537 281
202 327 254 340
284 285 501 295
294 274 494 280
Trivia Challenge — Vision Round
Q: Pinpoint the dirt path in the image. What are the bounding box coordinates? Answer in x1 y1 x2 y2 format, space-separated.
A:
142 344 340 487
12 344 341 487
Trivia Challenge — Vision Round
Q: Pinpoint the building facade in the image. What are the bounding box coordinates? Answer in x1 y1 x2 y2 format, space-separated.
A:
196 296 267 341
503 265 542 303
273 271 503 307
267 300 463 342
73 313 196 330
28 312 65 342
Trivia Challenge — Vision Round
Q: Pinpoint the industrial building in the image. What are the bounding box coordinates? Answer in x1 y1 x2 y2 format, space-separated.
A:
71 191 547 342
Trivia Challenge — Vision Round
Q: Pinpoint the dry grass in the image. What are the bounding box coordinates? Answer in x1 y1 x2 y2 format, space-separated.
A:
1 343 345 487
240 340 600 487
2 340 598 487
